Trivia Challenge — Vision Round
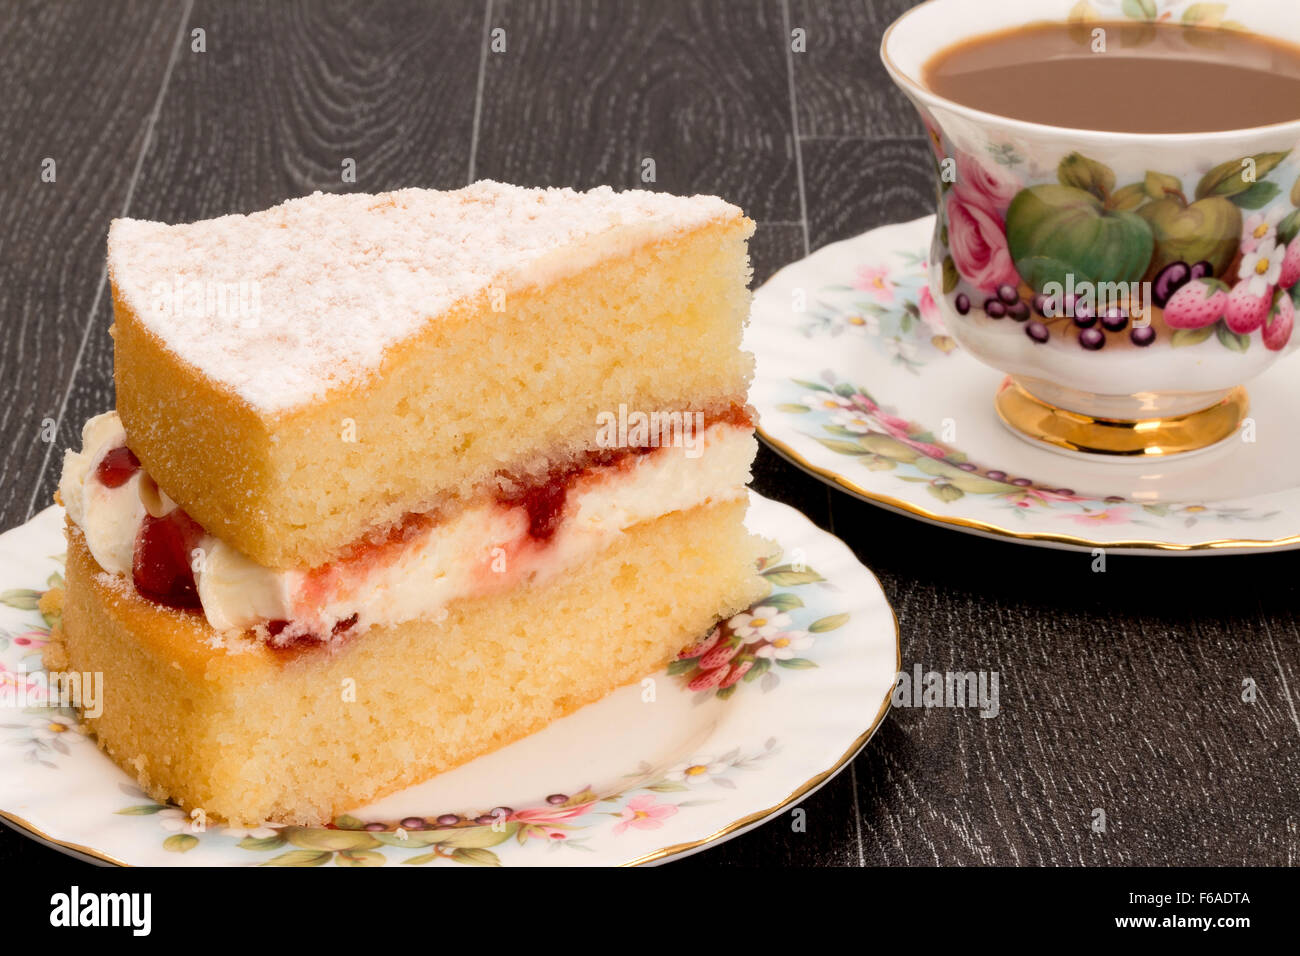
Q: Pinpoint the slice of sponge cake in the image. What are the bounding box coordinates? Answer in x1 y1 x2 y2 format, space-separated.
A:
108 183 755 570
57 182 769 825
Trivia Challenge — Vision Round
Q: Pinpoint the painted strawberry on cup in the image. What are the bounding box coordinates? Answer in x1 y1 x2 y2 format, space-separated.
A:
1163 278 1230 329
1280 235 1300 289
1263 291 1295 351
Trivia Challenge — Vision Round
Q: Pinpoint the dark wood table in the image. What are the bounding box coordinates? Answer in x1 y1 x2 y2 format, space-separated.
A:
2 0 1296 868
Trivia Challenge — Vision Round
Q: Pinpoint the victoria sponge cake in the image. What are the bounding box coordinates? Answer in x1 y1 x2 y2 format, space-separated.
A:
51 182 769 825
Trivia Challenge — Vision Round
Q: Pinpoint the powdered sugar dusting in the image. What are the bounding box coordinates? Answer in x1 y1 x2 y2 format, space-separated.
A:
108 181 741 414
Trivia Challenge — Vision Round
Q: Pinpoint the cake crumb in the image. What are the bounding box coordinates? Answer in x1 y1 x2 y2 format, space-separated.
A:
38 586 63 621
41 623 69 672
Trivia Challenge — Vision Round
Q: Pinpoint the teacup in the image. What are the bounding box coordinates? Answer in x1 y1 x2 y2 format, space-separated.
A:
882 0 1300 457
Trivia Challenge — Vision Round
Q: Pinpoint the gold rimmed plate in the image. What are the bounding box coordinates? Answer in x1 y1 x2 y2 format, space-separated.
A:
748 216 1300 555
0 494 898 866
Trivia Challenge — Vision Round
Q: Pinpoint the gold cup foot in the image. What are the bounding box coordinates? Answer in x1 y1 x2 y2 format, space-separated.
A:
994 379 1249 457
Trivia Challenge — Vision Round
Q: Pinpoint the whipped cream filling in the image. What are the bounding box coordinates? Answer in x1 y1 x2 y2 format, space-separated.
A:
60 411 754 642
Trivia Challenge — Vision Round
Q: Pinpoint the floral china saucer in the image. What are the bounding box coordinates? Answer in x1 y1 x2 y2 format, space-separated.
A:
0 494 897 866
749 216 1300 554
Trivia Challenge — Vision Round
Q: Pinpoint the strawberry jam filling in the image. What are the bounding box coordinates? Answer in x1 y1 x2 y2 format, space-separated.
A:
94 445 140 488
295 512 436 612
86 403 754 648
496 447 640 543
264 613 360 661
497 403 753 543
132 508 205 610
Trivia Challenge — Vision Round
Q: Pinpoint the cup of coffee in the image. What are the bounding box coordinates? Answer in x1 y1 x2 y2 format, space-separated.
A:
882 0 1300 457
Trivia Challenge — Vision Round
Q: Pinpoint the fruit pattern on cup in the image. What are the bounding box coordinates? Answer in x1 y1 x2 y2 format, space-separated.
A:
937 145 1300 353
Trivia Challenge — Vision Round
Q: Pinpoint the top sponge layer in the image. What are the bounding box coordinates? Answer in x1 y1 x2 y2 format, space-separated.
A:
108 182 740 415
106 184 755 569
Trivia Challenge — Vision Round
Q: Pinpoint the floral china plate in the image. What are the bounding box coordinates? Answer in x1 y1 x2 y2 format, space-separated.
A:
748 216 1300 554
0 494 897 866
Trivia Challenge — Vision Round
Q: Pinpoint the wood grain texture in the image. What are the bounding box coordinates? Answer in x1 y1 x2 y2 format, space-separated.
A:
3 0 1299 870
801 134 933 246
789 0 920 139
835 493 1300 865
475 0 799 220
0 0 182 530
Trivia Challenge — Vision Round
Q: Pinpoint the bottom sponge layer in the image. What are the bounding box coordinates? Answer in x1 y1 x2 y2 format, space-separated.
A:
56 498 768 825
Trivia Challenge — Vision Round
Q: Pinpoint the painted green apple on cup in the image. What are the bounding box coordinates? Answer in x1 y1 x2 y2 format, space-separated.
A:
1137 196 1242 281
1005 183 1155 293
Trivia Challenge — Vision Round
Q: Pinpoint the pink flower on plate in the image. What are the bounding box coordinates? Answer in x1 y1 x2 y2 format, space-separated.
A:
878 419 947 460
902 439 949 460
917 286 947 333
9 628 48 650
945 192 1020 294
518 823 570 842
954 151 1020 218
1068 507 1130 526
1011 489 1087 509
511 801 594 826
849 392 879 413
874 410 914 435
511 799 596 843
612 795 678 836
853 265 896 304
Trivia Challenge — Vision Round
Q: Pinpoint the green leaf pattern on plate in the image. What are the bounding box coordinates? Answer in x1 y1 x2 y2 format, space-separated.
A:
778 361 1279 530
